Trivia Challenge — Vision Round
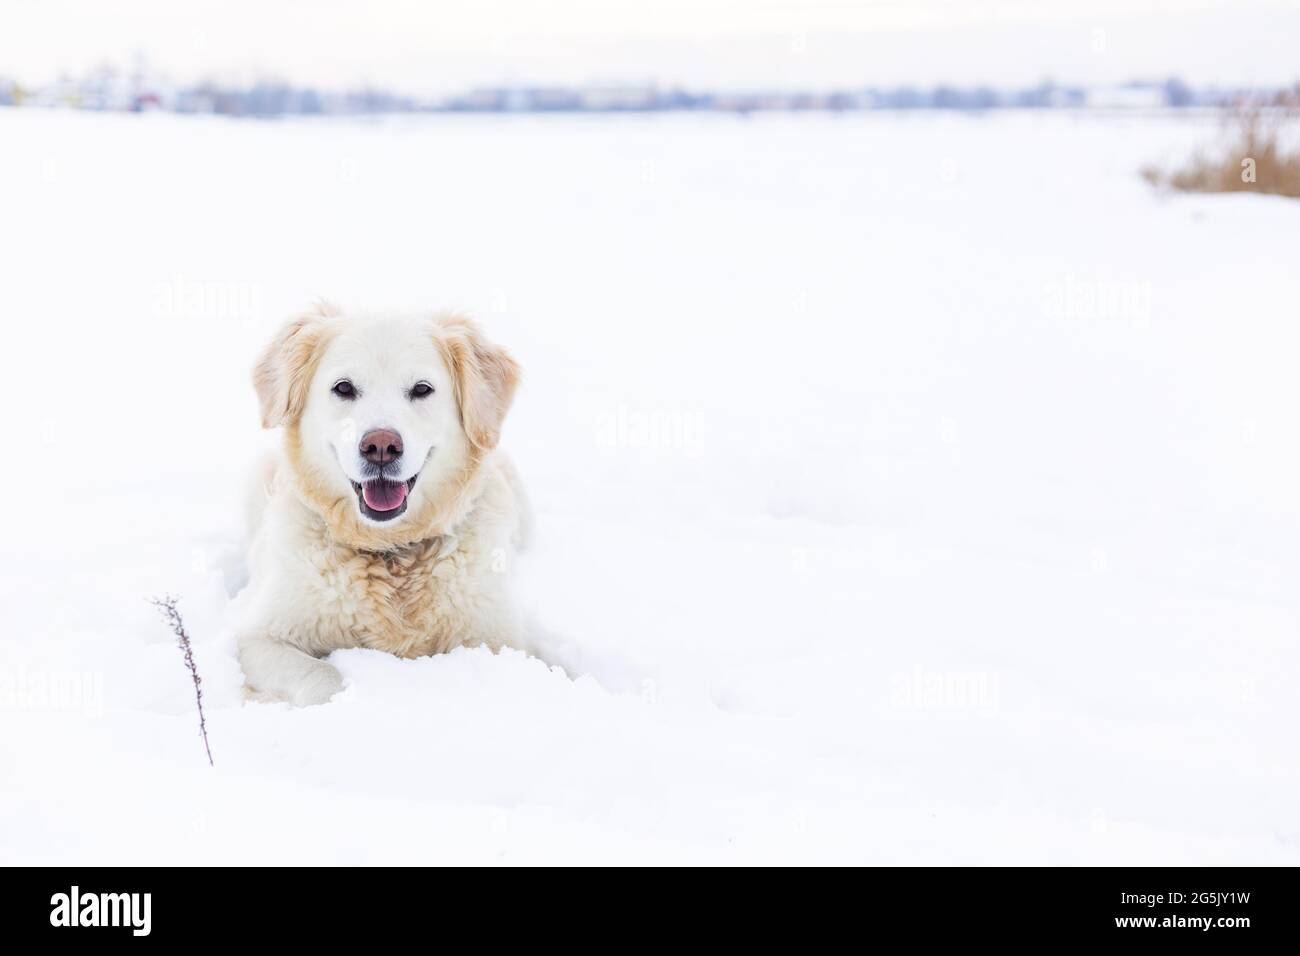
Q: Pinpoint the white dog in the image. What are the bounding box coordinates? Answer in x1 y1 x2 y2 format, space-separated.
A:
236 304 528 705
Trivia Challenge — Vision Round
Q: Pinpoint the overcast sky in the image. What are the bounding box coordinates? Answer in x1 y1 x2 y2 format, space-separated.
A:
5 0 1299 91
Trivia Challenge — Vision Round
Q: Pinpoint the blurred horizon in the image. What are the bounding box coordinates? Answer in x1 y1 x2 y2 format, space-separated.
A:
5 0 1300 93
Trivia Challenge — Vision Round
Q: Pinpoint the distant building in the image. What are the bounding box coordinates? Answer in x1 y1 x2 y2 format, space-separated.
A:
577 84 659 111
1085 84 1167 109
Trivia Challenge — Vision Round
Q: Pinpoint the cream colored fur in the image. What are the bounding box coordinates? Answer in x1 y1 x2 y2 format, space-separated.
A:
236 305 528 706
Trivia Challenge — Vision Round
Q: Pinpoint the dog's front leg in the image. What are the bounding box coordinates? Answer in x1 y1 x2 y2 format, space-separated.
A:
237 632 344 706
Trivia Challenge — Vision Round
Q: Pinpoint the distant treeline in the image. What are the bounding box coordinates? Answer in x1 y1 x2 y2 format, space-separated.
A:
0 72 1284 117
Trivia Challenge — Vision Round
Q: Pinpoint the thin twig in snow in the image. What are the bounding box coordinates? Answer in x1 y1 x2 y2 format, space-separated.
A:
149 596 214 767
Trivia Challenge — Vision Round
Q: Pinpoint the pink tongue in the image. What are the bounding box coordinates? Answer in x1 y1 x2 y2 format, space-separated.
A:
362 479 408 512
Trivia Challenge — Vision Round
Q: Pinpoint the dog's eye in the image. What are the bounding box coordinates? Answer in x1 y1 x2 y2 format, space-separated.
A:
332 380 357 399
410 382 434 400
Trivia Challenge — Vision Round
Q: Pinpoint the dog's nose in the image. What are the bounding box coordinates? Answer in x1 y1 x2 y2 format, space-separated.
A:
359 428 403 466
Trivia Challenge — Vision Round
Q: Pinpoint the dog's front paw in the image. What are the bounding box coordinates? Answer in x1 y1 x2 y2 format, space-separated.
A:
288 661 345 707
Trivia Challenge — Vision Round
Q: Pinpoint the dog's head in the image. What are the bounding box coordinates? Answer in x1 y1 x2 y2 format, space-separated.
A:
254 305 519 546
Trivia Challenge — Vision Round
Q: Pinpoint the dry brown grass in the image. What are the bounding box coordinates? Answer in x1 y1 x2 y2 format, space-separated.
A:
1143 87 1300 199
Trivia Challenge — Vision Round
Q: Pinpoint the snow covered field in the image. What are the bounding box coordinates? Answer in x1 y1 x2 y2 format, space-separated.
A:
1 107 1297 864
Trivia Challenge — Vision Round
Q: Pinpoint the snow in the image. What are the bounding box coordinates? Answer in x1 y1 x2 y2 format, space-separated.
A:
1 107 1298 864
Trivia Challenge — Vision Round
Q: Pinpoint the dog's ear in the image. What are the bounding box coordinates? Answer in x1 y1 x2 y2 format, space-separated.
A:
437 315 521 451
252 307 335 429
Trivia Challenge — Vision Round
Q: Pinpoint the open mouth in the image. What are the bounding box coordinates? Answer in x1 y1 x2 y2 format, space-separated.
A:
350 473 419 522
